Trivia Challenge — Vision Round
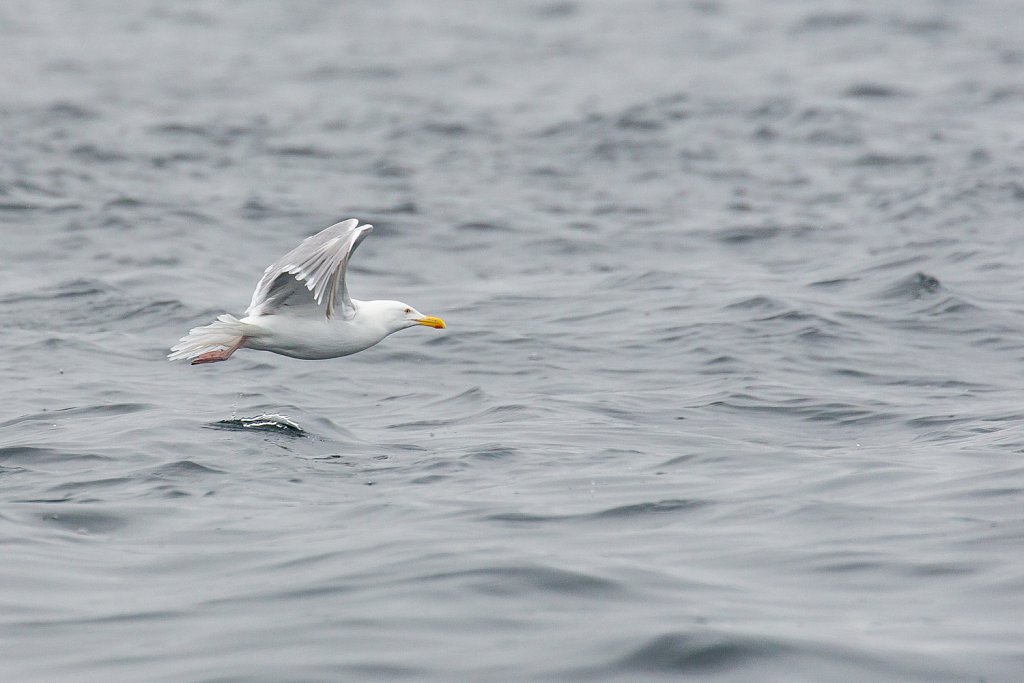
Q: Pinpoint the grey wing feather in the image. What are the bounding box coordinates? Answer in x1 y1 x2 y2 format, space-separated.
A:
246 219 373 320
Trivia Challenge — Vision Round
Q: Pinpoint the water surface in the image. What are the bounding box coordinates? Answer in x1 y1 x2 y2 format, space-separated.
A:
2 1 1023 681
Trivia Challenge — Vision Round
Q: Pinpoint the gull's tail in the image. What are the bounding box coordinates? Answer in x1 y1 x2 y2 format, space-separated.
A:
168 314 248 363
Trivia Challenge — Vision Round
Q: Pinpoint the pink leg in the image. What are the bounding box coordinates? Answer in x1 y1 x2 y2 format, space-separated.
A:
191 337 247 365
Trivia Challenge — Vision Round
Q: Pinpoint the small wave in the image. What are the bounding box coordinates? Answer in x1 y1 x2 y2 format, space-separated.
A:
878 272 941 300
420 121 472 137
717 225 782 244
465 445 519 461
208 414 306 436
0 278 109 305
533 2 578 19
46 100 98 119
368 158 411 178
612 632 776 674
148 460 226 477
152 122 210 137
0 198 78 212
808 277 857 289
852 152 933 167
0 445 111 465
387 404 531 430
889 15 954 35
454 220 515 233
37 507 131 534
706 396 897 427
486 499 706 525
616 106 665 131
845 83 909 98
70 144 127 163
150 120 254 147
264 144 334 158
792 11 867 32
578 628 979 680
419 564 622 597
103 195 146 209
305 64 399 82
426 386 489 407
0 403 149 430
47 476 132 494
534 92 689 140
2 279 187 333
724 295 787 311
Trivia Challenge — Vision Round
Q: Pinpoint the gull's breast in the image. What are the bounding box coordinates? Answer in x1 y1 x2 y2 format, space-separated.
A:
240 314 385 360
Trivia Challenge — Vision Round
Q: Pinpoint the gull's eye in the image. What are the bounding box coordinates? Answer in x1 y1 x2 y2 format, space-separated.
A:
404 307 411 314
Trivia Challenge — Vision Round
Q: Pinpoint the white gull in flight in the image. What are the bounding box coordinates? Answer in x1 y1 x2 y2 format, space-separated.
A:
169 219 445 365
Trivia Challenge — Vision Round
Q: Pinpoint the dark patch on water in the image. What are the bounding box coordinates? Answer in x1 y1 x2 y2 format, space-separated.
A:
0 446 111 465
845 83 909 98
793 12 867 32
209 414 306 436
37 508 130 534
420 564 622 597
487 499 706 525
613 632 777 674
148 460 226 477
880 272 942 299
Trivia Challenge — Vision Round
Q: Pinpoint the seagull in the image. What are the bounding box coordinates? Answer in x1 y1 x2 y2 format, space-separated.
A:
169 219 445 365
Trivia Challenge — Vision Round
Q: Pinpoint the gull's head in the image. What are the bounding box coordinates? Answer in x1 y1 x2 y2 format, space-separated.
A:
372 300 446 332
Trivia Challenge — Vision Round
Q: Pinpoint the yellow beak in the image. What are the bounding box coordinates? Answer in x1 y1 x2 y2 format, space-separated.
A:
415 316 446 329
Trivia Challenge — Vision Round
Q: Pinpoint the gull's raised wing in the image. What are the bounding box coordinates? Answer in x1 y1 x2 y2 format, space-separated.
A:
246 219 372 320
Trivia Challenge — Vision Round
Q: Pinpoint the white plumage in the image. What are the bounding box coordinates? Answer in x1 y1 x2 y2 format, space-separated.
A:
169 219 445 364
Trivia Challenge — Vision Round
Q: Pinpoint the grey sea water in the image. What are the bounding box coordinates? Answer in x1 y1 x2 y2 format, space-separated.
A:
2 1 1023 681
